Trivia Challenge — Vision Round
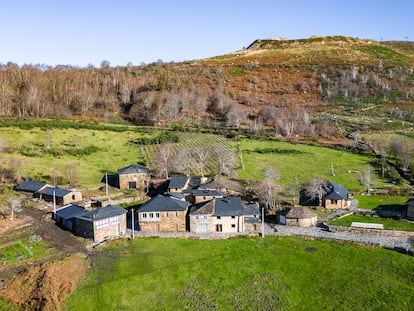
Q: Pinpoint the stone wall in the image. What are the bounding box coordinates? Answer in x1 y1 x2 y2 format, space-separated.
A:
328 225 414 237
93 214 127 242
139 210 187 232
119 173 150 189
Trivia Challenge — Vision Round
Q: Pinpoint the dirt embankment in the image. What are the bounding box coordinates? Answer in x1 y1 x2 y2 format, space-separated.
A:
0 253 87 311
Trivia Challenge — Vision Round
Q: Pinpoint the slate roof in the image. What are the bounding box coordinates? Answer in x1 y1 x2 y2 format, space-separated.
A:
168 192 187 200
191 197 259 217
405 198 414 206
117 164 150 175
39 186 72 197
198 179 225 191
183 189 224 197
325 181 349 200
15 180 48 193
138 194 189 212
76 205 127 222
286 207 317 219
189 176 203 188
168 176 189 189
191 200 215 215
55 204 86 220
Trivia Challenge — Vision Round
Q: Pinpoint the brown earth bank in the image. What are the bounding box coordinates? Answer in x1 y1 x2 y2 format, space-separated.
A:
0 207 90 310
0 253 87 311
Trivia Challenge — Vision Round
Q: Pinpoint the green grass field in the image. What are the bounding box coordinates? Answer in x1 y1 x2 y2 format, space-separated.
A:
329 214 414 231
64 237 414 311
354 194 409 210
237 138 378 191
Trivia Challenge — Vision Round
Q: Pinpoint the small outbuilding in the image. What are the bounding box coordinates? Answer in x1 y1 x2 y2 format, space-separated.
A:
280 207 317 227
54 204 86 232
15 180 49 194
405 198 414 220
37 186 82 206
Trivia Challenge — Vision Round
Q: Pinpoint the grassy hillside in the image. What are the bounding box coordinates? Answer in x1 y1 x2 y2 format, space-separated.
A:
64 237 414 310
0 124 389 192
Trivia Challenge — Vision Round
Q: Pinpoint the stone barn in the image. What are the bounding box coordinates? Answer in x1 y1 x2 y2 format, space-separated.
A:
281 207 317 227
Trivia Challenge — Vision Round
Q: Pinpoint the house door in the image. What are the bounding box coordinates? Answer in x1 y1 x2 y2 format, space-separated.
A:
215 224 222 232
197 223 208 233
128 181 137 189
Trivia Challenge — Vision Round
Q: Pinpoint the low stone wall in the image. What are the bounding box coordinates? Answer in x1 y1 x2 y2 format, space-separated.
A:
328 225 414 237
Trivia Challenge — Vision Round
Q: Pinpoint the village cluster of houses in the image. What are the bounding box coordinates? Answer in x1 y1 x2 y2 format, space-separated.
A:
14 164 414 243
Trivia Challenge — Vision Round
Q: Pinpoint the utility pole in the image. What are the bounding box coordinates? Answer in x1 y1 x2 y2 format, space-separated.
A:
53 190 56 219
131 208 135 238
105 172 109 196
261 206 265 238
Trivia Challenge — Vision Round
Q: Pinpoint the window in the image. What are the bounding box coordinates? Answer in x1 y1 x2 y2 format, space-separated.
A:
142 213 147 219
165 212 169 217
203 215 208 220
72 195 75 200
217 216 221 220
231 224 236 228
196 216 199 220
149 213 154 218
175 212 178 217
215 224 222 232
156 212 160 218
231 216 235 219
332 200 338 204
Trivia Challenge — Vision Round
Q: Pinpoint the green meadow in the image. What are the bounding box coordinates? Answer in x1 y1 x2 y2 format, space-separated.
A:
329 214 414 231
64 237 414 311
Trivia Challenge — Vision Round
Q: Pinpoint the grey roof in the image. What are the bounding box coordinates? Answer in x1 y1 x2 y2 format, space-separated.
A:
245 217 261 224
198 179 225 191
183 189 224 197
325 181 349 200
189 176 203 188
39 186 72 197
405 198 414 206
55 204 86 220
138 194 189 212
191 197 259 217
168 192 187 200
286 207 317 219
168 176 189 189
77 205 127 222
15 180 48 193
118 164 150 175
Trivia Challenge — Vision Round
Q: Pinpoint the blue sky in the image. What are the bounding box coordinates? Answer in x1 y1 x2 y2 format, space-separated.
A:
1 0 413 67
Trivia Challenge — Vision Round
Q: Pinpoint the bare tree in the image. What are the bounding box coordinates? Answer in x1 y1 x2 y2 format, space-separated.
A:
262 167 281 181
286 176 300 206
3 196 22 221
193 149 209 177
8 156 23 183
152 144 172 179
65 161 79 186
360 167 372 195
390 137 414 171
174 147 193 176
51 167 61 186
214 144 235 176
257 179 279 212
305 178 328 207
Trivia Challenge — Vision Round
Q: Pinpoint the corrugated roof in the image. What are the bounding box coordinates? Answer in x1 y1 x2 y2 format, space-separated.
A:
15 180 48 193
168 176 189 189
191 197 259 217
117 164 150 175
39 186 72 197
138 194 189 212
77 205 127 222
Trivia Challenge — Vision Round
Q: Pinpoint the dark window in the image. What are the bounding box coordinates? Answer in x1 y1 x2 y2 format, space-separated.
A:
217 216 221 220
231 224 236 228
231 216 235 219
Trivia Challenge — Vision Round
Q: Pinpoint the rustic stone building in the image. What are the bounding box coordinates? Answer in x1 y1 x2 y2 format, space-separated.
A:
117 164 151 190
137 194 190 232
37 186 82 206
74 205 127 242
280 207 317 227
189 197 260 233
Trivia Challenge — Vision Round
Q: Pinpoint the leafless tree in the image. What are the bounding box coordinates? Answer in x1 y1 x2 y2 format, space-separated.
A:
262 167 281 181
4 196 22 221
390 137 414 171
360 167 372 195
214 144 235 176
45 130 52 149
285 176 300 206
152 144 172 179
8 156 23 183
65 161 79 186
174 147 193 176
305 178 328 206
226 104 246 129
257 179 279 212
51 167 61 186
73 134 81 149
193 149 209 177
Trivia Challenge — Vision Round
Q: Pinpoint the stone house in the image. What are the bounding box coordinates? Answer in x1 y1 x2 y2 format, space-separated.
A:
183 189 224 204
280 207 317 227
405 198 414 220
117 164 151 190
189 197 260 233
168 176 191 193
74 205 127 242
137 194 190 232
300 181 350 209
37 186 82 206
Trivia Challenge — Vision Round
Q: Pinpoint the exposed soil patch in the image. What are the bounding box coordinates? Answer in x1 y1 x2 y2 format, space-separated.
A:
0 253 87 311
0 207 90 310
